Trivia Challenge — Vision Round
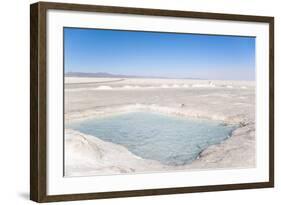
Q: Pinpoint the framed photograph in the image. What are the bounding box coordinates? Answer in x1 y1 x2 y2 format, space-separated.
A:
30 1 274 202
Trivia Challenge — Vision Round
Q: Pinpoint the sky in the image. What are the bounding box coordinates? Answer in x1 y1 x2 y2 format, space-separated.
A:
64 27 255 81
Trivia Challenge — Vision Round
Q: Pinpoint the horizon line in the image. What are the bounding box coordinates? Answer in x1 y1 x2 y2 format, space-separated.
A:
65 71 255 81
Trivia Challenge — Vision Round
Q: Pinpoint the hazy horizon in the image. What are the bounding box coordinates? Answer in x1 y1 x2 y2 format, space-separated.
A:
65 71 206 80
64 28 256 81
65 71 257 81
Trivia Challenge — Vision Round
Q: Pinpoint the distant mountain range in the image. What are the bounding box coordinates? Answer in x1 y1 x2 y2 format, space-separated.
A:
65 72 141 78
65 72 204 80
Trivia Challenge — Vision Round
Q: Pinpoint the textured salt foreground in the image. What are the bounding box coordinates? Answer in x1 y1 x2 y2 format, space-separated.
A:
64 77 255 177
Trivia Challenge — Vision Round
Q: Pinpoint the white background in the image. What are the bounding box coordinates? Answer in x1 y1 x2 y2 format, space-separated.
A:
0 0 279 204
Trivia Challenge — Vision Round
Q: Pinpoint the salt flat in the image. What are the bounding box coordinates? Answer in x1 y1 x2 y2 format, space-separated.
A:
64 77 255 177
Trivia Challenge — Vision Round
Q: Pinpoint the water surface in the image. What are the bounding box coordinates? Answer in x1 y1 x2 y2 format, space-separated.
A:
68 112 236 166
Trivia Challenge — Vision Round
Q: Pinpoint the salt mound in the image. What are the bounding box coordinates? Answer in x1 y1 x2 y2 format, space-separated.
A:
122 85 133 89
192 81 216 88
64 129 167 176
172 84 180 88
95 85 113 90
65 130 102 161
161 84 169 88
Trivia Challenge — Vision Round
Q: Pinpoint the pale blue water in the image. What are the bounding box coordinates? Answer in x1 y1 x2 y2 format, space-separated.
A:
69 112 236 166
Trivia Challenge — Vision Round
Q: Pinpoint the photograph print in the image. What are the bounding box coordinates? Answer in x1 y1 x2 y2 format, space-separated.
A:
64 27 256 177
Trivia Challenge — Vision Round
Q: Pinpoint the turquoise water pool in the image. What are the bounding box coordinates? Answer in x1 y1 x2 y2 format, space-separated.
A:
68 112 236 166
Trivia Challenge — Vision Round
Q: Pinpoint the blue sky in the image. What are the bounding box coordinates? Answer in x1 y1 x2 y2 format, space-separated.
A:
64 27 255 81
